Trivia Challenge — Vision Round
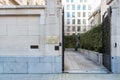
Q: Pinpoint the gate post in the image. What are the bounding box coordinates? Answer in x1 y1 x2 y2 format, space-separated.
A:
45 0 63 73
111 5 120 73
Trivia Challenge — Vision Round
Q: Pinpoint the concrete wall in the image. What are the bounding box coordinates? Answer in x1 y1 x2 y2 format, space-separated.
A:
79 49 103 65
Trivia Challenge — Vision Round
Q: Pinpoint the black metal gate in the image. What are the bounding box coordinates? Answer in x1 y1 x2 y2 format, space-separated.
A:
102 7 112 71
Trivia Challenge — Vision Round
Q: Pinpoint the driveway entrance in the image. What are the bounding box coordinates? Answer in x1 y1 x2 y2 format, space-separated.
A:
64 51 109 73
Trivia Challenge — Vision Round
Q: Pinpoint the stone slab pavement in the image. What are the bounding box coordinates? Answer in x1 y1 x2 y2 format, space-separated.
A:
0 74 120 80
64 51 108 73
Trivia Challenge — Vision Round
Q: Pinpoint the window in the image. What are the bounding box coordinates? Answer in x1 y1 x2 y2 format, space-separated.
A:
72 5 75 10
88 12 91 17
72 26 76 31
66 0 69 2
66 12 70 17
83 5 86 10
66 5 70 10
80 0 83 2
77 26 81 31
83 19 86 24
67 19 70 24
77 19 81 24
77 5 81 10
83 28 86 32
84 0 87 2
72 33 75 35
67 33 70 35
66 26 70 32
71 0 74 2
72 19 75 24
83 12 86 17
88 5 91 10
72 12 75 17
77 12 81 17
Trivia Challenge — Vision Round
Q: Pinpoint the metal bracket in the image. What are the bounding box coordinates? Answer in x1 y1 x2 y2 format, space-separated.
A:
114 43 117 48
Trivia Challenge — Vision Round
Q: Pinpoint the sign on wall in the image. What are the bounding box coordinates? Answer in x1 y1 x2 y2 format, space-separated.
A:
46 36 59 44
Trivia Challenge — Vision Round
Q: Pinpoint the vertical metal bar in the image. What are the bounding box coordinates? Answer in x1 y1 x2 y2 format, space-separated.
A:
62 8 65 72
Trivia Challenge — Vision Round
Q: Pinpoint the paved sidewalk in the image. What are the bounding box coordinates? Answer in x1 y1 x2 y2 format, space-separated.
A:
64 51 108 73
0 74 120 80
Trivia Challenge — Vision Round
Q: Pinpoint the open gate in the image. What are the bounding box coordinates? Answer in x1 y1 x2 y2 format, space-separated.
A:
102 7 112 71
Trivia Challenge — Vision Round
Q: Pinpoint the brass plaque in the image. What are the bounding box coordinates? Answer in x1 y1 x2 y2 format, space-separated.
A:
46 36 59 44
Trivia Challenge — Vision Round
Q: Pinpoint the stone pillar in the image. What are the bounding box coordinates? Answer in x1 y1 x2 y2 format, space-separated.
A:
111 1 120 73
45 0 62 56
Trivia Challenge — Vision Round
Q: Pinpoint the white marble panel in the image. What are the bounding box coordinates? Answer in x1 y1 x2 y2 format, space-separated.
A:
4 62 27 73
28 63 53 73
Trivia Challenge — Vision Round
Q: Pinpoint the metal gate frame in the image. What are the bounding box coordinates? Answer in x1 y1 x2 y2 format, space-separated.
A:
102 7 112 71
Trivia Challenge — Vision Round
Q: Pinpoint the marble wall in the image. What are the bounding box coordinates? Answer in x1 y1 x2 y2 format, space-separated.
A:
0 0 62 73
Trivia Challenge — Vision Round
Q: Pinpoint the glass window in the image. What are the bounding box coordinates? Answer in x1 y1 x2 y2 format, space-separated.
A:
77 5 81 10
66 0 69 2
66 5 70 10
72 5 75 10
67 19 70 24
83 19 86 24
80 0 83 2
77 12 81 17
83 12 86 17
83 28 86 32
77 26 81 31
72 26 76 31
66 26 70 32
72 19 75 24
88 5 91 10
77 19 81 24
66 12 70 17
72 33 75 35
72 12 75 17
83 5 86 10
67 33 70 35
84 0 87 2
71 0 74 2
88 12 91 17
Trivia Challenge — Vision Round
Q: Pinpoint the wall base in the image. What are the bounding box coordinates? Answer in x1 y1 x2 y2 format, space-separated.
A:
0 56 62 74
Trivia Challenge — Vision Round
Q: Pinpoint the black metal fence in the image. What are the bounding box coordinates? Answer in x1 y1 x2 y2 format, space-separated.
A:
102 7 112 71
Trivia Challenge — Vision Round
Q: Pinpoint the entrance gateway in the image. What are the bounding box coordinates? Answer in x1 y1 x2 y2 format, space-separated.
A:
0 0 120 74
0 0 63 73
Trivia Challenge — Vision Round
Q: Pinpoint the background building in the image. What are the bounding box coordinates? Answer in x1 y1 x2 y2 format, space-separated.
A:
62 0 101 35
100 0 116 22
88 7 101 27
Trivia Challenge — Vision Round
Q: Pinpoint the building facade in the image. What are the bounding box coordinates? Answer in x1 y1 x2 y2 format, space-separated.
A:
88 7 101 27
0 0 63 74
63 0 101 35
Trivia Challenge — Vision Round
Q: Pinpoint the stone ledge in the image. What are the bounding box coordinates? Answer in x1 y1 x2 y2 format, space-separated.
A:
0 5 47 9
79 49 103 65
0 56 62 63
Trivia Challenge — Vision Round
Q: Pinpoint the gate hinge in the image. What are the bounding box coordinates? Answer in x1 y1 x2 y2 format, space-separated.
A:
110 6 112 14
